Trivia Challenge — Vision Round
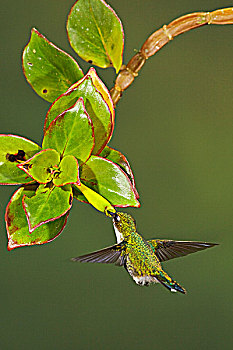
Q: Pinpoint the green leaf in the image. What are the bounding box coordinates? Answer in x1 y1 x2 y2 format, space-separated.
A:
42 98 94 163
0 134 41 185
53 155 80 187
80 155 140 207
99 146 139 198
18 149 60 184
22 184 73 232
44 68 114 155
22 28 83 102
6 185 68 250
67 0 124 72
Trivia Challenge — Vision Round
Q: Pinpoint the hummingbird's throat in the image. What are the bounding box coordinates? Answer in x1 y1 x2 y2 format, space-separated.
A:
113 221 124 243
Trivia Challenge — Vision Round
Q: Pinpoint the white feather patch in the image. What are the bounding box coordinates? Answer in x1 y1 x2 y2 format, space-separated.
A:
113 222 124 243
133 275 159 286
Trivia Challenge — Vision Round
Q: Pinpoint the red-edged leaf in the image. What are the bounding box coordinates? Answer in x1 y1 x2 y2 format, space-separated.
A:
67 0 124 72
17 149 60 184
53 155 80 187
44 68 114 155
80 156 140 207
99 146 139 198
22 184 73 233
23 28 83 102
0 134 41 185
5 185 69 250
42 98 95 164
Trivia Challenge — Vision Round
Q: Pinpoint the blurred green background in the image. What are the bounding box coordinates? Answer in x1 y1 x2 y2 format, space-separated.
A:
1 1 233 349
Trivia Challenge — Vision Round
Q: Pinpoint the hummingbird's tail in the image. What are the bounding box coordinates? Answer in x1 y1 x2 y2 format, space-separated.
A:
156 270 186 294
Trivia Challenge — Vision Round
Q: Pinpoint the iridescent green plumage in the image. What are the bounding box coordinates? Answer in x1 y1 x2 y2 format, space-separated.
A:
72 212 217 294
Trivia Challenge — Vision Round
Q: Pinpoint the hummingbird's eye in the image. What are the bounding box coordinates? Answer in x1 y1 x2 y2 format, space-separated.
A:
115 214 121 222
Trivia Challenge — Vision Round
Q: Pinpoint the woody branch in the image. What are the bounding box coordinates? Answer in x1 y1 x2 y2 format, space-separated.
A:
110 8 233 106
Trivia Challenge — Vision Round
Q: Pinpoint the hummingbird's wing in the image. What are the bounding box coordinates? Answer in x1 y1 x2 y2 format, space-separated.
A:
71 242 126 265
147 240 218 262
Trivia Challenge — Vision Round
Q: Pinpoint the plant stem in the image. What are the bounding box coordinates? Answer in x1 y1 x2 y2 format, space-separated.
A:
110 7 233 106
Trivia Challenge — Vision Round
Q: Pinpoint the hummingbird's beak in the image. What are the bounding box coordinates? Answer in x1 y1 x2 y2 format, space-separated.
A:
105 209 115 216
106 210 120 222
107 211 117 218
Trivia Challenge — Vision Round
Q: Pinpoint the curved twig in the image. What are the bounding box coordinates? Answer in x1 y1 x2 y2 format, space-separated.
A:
110 8 233 106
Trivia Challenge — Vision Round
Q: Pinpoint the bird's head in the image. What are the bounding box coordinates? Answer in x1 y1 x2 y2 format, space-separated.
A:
108 211 137 239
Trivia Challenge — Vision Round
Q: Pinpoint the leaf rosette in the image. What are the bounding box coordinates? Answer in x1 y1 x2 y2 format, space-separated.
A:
1 73 139 248
1 1 139 250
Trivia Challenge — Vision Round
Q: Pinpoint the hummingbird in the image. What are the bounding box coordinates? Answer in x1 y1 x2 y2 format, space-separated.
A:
72 212 217 294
